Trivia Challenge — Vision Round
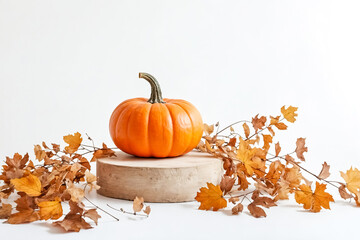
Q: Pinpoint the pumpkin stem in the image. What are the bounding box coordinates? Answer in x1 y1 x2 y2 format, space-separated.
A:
139 72 165 104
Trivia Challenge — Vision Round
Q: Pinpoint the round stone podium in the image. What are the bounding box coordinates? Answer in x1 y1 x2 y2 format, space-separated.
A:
96 151 223 202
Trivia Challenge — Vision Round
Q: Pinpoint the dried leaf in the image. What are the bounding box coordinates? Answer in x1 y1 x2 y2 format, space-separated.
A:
5 153 29 169
338 183 353 200
91 143 116 162
65 181 85 202
63 132 82 154
340 167 360 197
318 162 330 180
228 138 237 147
275 142 281 156
195 183 227 211
229 197 240 204
281 105 298 123
220 176 235 194
143 206 151 215
6 209 40 224
295 182 334 212
38 197 63 220
252 114 267 133
267 126 275 136
262 134 272 151
248 202 266 218
53 214 92 232
0 203 12 219
232 203 243 215
84 209 101 225
34 145 46 161
295 138 308 161
133 196 144 212
11 174 42 197
204 124 214 136
243 123 250 138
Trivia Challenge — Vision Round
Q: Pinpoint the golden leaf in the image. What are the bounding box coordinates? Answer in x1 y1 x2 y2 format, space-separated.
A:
10 174 42 197
38 197 63 220
281 105 298 123
63 132 82 154
340 167 360 197
295 182 334 212
195 183 227 211
242 123 250 138
262 134 272 151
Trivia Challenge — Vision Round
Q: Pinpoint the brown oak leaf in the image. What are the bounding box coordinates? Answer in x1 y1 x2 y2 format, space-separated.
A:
143 206 151 215
232 203 243 215
252 114 267 133
0 203 12 219
248 202 266 218
84 209 101 225
53 214 92 232
6 209 40 224
220 176 235 194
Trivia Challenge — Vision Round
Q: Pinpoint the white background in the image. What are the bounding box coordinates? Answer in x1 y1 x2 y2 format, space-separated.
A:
1 0 360 239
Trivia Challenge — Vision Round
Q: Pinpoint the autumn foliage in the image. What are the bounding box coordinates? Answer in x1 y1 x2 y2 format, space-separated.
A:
1 105 360 232
0 133 150 232
195 106 359 217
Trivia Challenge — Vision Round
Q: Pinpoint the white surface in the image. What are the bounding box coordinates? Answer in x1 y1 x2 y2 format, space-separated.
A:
0 0 360 239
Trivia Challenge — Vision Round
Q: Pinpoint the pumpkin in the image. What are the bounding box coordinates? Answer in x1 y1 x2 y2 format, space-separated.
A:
109 73 204 158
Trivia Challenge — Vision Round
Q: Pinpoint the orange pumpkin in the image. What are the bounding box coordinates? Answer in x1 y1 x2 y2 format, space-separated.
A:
109 73 203 158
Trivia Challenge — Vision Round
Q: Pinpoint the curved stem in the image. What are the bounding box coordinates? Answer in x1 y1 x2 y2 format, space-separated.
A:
139 72 165 104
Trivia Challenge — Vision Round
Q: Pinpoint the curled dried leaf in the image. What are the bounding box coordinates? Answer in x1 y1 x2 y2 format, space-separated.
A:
232 203 243 215
133 196 144 213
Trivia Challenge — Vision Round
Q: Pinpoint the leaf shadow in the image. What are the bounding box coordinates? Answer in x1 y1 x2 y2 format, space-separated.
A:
32 222 72 234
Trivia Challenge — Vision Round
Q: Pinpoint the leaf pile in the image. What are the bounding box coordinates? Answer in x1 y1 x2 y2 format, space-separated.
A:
196 106 359 217
0 133 118 231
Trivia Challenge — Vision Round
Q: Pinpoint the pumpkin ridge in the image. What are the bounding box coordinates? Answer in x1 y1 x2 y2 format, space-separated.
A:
147 104 153 157
165 103 177 157
117 103 138 154
111 100 137 145
160 104 173 157
171 102 194 155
